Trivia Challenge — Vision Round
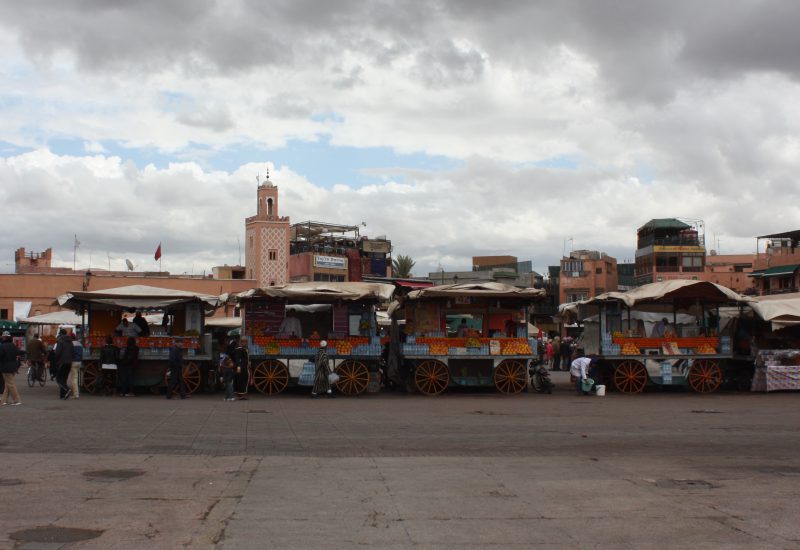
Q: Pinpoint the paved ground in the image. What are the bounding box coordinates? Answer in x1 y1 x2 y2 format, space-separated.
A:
1 371 799 549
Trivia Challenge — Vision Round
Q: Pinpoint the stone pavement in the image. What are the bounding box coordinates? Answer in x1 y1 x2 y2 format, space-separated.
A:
1 371 799 549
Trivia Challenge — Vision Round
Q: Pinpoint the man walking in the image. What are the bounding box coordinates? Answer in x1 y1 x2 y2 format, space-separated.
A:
166 339 187 399
27 333 47 383
53 329 74 399
0 331 25 405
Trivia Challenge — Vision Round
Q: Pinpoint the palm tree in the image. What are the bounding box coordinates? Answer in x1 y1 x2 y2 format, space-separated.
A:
392 255 416 278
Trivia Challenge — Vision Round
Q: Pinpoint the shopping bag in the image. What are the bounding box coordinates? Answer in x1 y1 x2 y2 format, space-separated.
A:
328 372 340 384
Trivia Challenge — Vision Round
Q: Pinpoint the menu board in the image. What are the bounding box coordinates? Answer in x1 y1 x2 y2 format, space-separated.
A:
244 302 286 336
333 305 349 335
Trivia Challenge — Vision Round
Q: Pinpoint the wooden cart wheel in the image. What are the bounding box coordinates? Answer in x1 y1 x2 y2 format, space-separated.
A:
414 359 450 395
81 361 107 395
614 360 648 394
164 361 203 395
252 360 289 395
494 359 528 394
335 360 370 396
688 359 722 393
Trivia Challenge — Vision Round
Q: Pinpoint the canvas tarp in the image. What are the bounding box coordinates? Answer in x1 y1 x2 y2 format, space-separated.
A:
746 293 800 329
204 316 243 328
18 310 83 326
405 282 545 301
233 282 395 303
576 280 744 308
57 285 222 310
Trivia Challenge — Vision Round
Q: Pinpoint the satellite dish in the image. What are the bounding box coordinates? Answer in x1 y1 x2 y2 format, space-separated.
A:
125 259 135 271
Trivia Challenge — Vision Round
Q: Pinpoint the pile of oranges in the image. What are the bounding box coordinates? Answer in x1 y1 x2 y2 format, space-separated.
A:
622 342 640 355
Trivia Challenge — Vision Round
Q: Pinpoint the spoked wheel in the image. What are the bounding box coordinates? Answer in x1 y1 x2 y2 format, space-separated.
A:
494 359 528 394
688 359 722 393
414 360 450 395
27 364 35 388
252 360 289 395
81 361 109 395
614 360 648 394
335 360 370 396
164 361 203 395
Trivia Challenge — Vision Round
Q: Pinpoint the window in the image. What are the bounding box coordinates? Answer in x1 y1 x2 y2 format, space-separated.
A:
249 236 254 249
268 249 277 261
0 309 7 320
595 267 602 274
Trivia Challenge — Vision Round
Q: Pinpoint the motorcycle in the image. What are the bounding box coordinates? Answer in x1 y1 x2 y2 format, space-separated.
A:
529 361 554 394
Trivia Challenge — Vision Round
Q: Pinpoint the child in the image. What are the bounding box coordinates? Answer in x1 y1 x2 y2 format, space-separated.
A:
219 353 235 401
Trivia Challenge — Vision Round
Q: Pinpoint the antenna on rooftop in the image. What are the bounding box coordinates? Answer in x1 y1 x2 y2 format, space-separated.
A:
125 259 135 271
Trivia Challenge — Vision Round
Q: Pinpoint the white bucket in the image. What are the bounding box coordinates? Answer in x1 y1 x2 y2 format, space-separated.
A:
595 385 606 397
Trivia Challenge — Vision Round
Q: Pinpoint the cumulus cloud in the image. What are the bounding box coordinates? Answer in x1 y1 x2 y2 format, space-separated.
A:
0 1 799 278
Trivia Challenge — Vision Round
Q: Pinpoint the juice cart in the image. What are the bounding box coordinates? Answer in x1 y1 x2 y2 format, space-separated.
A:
392 282 545 395
233 282 395 396
569 280 746 394
56 285 222 395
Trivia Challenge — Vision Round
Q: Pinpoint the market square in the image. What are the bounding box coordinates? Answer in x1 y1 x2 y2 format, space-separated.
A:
2 375 799 549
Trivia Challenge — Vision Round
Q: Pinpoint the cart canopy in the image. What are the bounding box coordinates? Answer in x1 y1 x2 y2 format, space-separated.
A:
576 280 744 308
18 310 83 325
232 282 395 303
57 285 222 310
204 316 242 328
746 292 800 328
405 282 545 300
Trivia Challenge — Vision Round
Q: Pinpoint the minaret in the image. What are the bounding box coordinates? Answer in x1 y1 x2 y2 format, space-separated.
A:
245 170 291 286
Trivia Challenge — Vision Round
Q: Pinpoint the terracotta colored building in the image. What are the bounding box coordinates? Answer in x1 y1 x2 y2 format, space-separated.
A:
634 219 706 285
749 230 800 295
559 250 619 305
244 176 291 286
703 253 755 294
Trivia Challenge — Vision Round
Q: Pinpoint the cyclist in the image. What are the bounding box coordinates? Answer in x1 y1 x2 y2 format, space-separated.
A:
27 333 47 383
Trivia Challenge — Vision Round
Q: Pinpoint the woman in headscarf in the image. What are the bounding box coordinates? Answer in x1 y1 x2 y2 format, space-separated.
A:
311 340 334 398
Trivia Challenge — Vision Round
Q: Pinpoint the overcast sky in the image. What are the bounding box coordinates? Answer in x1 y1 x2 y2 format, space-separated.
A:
2 0 798 278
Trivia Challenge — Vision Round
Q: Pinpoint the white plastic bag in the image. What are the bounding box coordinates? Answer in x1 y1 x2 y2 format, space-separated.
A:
328 372 340 384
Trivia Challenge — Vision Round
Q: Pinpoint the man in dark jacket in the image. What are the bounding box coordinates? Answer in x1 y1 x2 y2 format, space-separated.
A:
0 331 25 405
53 329 74 399
166 339 187 399
27 333 47 383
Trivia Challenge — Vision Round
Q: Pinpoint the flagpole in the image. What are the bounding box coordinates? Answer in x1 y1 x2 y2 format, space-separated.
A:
73 234 77 271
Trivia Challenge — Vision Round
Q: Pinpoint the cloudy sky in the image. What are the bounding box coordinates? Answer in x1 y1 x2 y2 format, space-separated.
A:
1 0 799 278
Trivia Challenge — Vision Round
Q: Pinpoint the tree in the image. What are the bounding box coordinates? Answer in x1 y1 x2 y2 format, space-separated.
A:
392 254 416 278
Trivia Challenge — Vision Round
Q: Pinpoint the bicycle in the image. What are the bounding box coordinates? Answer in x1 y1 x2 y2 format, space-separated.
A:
26 360 46 388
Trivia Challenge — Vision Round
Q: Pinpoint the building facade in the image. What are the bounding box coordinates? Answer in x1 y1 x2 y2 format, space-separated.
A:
749 230 800 295
559 250 618 305
288 221 392 282
634 219 706 286
244 176 291 287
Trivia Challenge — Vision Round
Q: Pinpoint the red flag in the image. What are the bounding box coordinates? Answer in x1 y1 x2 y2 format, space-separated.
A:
154 243 162 261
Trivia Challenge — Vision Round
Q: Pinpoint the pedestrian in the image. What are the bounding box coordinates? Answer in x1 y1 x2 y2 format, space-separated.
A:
118 337 138 396
545 339 555 370
551 335 561 371
132 311 150 337
560 337 573 371
67 333 83 399
115 317 141 338
311 340 334 398
98 336 120 394
570 355 596 396
47 344 57 380
53 328 74 399
27 333 47 383
233 338 250 400
0 331 25 405
219 353 235 401
166 339 187 399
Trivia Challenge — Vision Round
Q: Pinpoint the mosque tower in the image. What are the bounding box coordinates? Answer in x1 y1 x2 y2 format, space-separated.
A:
244 171 290 286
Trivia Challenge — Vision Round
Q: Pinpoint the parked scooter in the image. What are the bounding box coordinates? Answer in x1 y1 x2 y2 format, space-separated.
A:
530 361 555 394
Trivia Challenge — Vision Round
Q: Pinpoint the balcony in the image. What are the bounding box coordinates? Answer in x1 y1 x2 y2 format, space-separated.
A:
562 271 590 278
